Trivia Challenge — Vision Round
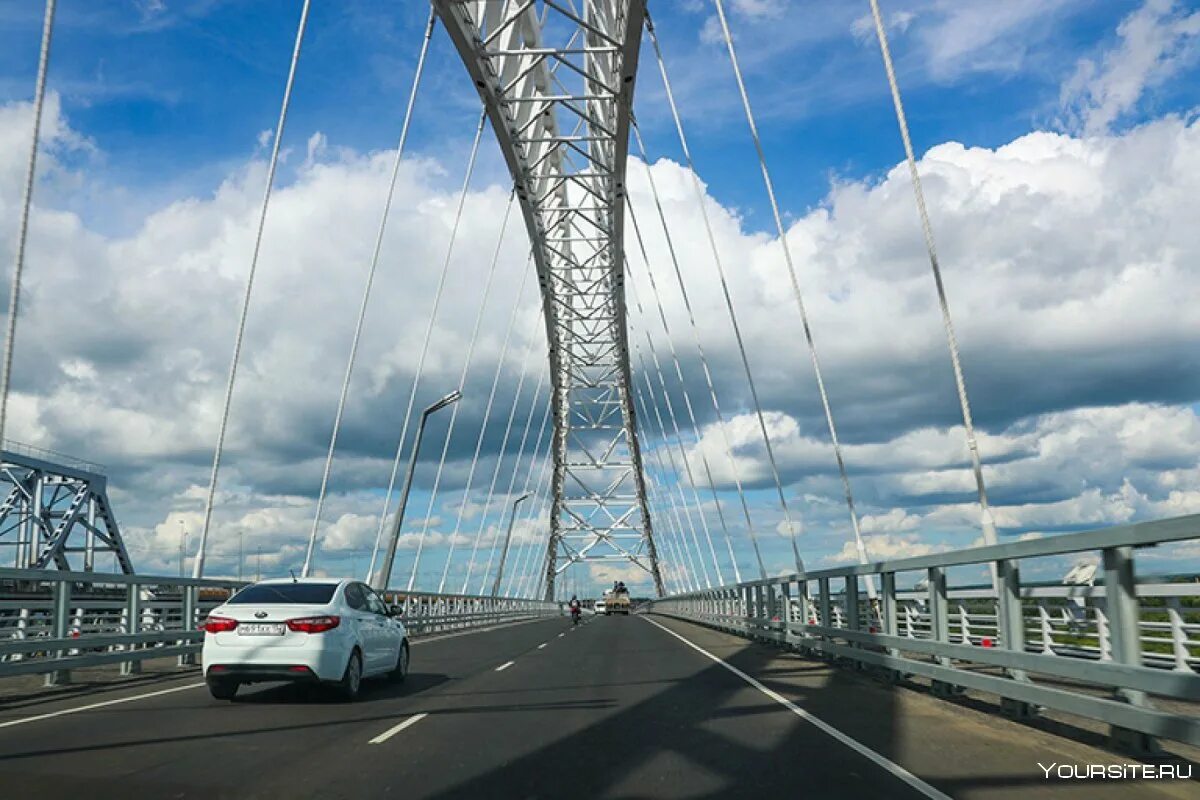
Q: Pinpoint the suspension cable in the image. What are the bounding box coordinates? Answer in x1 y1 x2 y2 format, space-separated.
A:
627 206 742 584
513 472 554 598
473 350 550 597
302 9 436 576
407 191 517 589
0 0 55 448
478 368 547 594
645 453 699 593
867 0 996 548
629 312 714 587
438 257 534 591
502 412 553 596
629 274 724 586
712 0 876 597
626 248 735 584
194 0 311 578
630 341 708 589
645 16 804 576
364 110 488 585
629 123 766 579
461 306 545 593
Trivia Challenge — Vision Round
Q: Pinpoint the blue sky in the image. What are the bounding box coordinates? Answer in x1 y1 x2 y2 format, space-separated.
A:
0 1 1199 594
3 1 1193 228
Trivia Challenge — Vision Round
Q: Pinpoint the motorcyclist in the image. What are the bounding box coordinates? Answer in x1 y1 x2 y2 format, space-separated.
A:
569 594 581 623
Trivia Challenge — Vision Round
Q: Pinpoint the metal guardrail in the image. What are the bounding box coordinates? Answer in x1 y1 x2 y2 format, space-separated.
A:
0 567 561 685
646 514 1200 751
1 439 106 474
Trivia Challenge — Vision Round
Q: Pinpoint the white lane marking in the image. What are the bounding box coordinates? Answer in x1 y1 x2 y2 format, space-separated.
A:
557 632 565 638
368 712 428 745
495 660 515 672
0 616 558 731
0 681 205 730
642 617 952 800
537 643 547 649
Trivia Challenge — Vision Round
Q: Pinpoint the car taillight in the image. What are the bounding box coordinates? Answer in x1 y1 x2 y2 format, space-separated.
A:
203 616 238 633
286 615 340 633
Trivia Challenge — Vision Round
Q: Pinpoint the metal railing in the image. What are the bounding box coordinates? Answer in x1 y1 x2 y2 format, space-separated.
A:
646 514 1200 750
1 439 107 474
0 567 561 685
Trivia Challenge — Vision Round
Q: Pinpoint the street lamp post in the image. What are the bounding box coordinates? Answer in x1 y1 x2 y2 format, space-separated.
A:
491 492 531 597
178 520 186 578
374 389 463 592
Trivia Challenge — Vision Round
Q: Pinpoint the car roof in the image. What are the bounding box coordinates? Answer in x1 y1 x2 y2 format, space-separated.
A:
252 577 349 586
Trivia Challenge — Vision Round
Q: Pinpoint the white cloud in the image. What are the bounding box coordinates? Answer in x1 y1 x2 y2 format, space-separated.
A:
826 533 949 564
1060 0 1200 134
4 86 1200 589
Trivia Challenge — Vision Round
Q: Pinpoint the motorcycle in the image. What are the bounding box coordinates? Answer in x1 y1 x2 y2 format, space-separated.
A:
570 606 581 625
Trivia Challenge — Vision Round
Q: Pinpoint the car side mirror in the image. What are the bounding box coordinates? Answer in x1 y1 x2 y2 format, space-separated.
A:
389 604 403 617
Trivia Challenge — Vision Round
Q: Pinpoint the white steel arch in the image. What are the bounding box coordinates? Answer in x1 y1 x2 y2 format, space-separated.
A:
435 0 663 598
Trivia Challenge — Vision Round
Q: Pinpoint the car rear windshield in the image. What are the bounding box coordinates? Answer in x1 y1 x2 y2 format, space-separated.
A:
227 583 338 604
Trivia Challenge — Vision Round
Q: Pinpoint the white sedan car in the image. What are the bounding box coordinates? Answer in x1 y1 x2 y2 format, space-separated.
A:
201 578 408 701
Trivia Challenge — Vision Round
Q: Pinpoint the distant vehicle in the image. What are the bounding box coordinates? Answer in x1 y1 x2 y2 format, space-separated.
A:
604 582 631 615
593 599 606 615
200 578 408 701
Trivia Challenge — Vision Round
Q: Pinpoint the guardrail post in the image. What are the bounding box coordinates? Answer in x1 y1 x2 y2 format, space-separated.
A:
795 580 808 627
1102 546 1156 753
178 585 196 666
880 572 904 683
928 566 960 697
995 559 1035 717
779 579 794 645
845 576 861 665
123 582 142 676
817 578 832 656
45 579 71 686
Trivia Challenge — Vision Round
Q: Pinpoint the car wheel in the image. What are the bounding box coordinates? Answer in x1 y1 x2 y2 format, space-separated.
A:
389 641 410 683
336 649 363 701
208 680 238 701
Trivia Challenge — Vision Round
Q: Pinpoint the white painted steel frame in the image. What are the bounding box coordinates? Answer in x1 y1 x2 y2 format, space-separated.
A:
435 0 663 597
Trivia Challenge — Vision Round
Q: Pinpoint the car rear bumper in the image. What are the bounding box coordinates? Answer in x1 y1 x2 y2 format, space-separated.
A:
205 664 323 684
202 640 350 682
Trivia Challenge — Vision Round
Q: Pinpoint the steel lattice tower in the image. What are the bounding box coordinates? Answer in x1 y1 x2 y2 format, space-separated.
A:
436 0 663 598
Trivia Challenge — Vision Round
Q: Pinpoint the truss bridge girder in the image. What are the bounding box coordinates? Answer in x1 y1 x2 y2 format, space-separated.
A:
0 447 134 574
435 0 663 597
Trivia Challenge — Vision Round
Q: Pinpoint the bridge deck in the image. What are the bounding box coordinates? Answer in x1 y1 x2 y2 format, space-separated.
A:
0 616 1194 799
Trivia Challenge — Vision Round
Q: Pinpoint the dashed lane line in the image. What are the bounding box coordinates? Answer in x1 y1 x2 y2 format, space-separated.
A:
495 660 516 672
369 713 428 744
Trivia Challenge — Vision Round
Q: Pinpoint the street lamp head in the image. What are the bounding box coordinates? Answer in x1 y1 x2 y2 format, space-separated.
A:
515 492 532 505
426 389 463 415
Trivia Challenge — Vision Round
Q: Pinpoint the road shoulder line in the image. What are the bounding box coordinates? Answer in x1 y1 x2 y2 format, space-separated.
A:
641 616 951 800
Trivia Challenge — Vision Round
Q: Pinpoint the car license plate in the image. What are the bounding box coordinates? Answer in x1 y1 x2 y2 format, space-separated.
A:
237 623 285 636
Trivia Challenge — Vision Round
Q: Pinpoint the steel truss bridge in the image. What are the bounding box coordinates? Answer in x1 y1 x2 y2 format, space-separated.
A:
0 1 1197 798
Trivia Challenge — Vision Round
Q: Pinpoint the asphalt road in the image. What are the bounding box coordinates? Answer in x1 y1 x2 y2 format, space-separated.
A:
0 614 1194 799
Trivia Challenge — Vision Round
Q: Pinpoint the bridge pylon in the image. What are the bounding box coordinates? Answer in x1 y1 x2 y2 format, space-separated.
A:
435 0 663 598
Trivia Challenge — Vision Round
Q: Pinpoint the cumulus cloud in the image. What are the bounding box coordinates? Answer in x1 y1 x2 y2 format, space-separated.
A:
1060 0 1200 135
3 80 1199 592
